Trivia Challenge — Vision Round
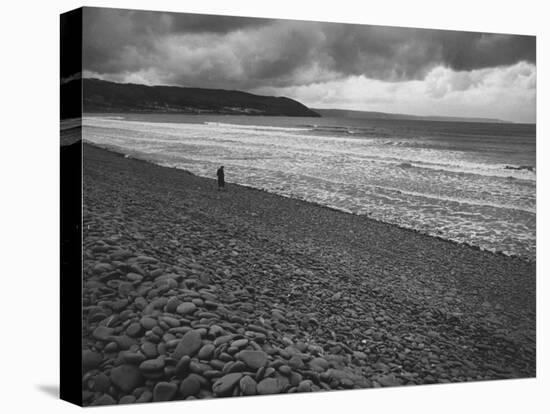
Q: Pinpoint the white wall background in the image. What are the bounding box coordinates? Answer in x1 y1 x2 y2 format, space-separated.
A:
0 0 547 412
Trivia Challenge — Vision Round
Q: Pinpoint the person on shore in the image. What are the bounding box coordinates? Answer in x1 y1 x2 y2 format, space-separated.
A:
217 166 225 190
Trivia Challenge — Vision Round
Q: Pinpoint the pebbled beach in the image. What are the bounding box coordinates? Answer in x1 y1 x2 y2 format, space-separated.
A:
81 143 535 405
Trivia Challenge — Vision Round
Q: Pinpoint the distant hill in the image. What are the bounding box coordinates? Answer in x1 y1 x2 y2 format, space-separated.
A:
63 78 320 117
314 108 507 124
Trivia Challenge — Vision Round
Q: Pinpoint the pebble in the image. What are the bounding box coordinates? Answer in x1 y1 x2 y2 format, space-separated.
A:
288 355 304 370
239 375 257 395
119 395 137 404
82 350 103 372
112 335 135 350
197 343 216 360
231 339 249 349
173 330 202 359
179 374 201 398
176 302 197 315
92 393 116 406
376 374 402 387
92 326 114 341
237 350 269 370
126 322 143 337
257 378 283 395
309 357 329 372
81 151 536 406
126 272 143 282
278 365 292 376
297 380 312 392
121 351 146 365
140 317 157 330
166 297 181 313
139 358 165 373
212 373 243 397
136 390 153 403
91 373 110 392
175 355 191 378
214 335 234 346
110 364 144 393
153 382 177 402
141 342 158 359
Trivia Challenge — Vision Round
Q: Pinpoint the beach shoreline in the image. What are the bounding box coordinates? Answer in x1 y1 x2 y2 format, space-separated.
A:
85 140 534 264
81 142 536 405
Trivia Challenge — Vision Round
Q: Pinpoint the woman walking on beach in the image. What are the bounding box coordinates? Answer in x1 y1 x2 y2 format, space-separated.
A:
217 166 225 190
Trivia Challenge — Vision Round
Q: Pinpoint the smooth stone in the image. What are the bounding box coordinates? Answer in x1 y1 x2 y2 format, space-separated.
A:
137 255 157 263
93 263 113 274
226 361 247 373
141 342 158 359
126 322 143 337
297 380 313 392
153 382 177 402
289 371 303 387
92 393 116 406
212 373 243 397
91 373 110 392
139 358 165 372
136 390 153 403
176 302 197 315
83 350 103 372
110 249 132 260
237 350 269 370
190 361 211 374
213 335 234 346
377 374 402 387
173 330 202 359
110 364 144 393
309 357 329 372
119 395 137 404
353 351 367 360
203 369 223 379
279 365 292 376
198 344 215 360
120 351 146 365
166 297 182 313
257 378 283 395
287 355 304 370
209 325 225 337
92 326 114 341
231 339 248 349
140 317 157 330
175 355 191 378
112 335 135 350
179 374 201 398
239 375 257 395
152 326 164 337
126 272 143 282
160 316 180 327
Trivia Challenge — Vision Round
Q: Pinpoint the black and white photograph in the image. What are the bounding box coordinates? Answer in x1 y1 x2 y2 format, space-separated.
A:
58 3 538 409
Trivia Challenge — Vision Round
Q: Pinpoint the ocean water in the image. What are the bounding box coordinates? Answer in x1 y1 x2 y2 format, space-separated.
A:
82 113 536 260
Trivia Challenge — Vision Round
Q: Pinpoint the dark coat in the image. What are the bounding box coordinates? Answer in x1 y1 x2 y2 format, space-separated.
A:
216 167 225 186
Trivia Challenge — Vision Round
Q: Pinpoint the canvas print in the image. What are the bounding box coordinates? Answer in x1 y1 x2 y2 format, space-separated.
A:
60 6 536 407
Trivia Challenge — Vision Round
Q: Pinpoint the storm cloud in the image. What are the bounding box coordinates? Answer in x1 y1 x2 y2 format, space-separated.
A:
82 7 535 88
80 7 536 122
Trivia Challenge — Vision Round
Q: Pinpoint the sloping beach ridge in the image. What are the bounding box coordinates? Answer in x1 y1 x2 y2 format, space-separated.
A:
82 143 535 405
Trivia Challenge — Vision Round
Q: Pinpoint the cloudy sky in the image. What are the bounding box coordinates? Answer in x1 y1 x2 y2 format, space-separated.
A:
82 7 536 123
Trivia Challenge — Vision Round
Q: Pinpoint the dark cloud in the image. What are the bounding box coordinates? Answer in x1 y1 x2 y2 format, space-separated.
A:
438 32 536 71
166 13 273 33
322 25 535 80
82 7 536 89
